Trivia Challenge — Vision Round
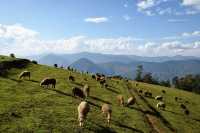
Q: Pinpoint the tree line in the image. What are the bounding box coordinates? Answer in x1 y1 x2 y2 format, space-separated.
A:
135 65 200 94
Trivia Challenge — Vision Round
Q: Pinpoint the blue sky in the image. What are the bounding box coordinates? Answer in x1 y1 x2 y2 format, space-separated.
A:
0 0 200 56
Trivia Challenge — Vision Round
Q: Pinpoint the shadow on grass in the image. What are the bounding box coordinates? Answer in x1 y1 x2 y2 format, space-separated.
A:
28 79 40 83
113 120 144 133
128 106 144 113
105 86 120 94
90 96 112 105
8 78 22 83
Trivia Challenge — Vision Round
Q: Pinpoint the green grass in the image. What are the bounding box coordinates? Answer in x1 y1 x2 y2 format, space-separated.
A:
0 57 200 133
130 81 200 133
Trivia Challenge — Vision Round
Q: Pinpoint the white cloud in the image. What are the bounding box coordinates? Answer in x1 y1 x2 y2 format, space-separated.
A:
182 31 200 37
0 24 39 40
84 17 108 23
182 0 200 10
1 24 200 57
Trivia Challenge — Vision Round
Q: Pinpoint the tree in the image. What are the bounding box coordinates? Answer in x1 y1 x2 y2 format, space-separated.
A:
135 65 143 81
10 53 15 58
172 76 179 88
143 72 153 84
54 64 58 68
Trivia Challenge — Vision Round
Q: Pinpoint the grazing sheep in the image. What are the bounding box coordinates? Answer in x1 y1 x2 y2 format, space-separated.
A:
135 83 138 87
92 75 96 79
100 79 106 86
155 95 163 101
78 101 90 127
126 97 136 107
162 90 166 94
180 104 187 109
72 87 85 99
40 78 56 88
144 91 152 97
175 97 178 101
138 89 143 94
105 84 108 88
157 102 165 110
116 95 124 106
69 75 75 82
19 71 30 80
83 84 90 97
101 104 112 125
184 109 190 115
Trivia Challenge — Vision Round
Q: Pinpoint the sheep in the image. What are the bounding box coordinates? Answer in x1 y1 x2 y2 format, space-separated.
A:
19 71 30 80
105 84 108 88
157 102 165 110
69 75 75 82
40 78 56 88
155 95 163 101
144 91 152 97
101 104 112 125
92 75 96 79
162 90 166 94
126 97 136 107
116 95 124 106
100 80 106 87
184 109 190 115
138 89 143 94
78 101 90 127
72 87 85 99
175 97 178 101
135 83 138 87
180 104 187 109
82 84 90 98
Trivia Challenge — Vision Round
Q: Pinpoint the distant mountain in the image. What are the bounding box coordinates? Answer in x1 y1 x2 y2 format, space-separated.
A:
27 52 200 67
70 58 106 74
70 59 200 80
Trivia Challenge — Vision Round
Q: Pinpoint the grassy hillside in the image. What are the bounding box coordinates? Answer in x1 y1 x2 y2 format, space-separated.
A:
0 56 200 133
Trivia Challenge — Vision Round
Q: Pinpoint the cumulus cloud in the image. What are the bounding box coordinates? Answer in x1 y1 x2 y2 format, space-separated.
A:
182 30 200 37
0 24 200 57
136 0 200 16
84 17 108 23
182 0 200 10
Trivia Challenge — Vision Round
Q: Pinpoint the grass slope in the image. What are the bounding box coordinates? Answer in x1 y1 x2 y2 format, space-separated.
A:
0 56 200 133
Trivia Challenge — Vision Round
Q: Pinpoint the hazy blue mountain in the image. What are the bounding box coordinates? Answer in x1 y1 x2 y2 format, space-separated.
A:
27 52 200 67
70 59 200 80
70 58 106 74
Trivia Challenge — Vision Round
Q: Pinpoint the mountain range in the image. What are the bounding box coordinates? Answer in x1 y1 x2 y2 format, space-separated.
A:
27 52 200 80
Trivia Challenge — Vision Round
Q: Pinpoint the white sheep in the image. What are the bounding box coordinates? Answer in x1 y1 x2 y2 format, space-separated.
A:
19 70 30 80
101 104 112 125
155 95 163 101
126 96 136 107
77 101 90 127
83 84 90 97
157 102 165 110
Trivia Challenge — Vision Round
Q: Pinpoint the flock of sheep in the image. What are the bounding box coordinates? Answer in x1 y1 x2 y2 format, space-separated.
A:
18 69 190 128
137 85 190 115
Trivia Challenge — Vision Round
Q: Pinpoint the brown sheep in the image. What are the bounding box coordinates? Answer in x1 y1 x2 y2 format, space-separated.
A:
126 97 136 107
116 95 124 106
78 101 90 127
101 104 112 125
69 75 75 82
82 84 90 98
40 78 56 88
72 87 85 99
19 71 31 80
